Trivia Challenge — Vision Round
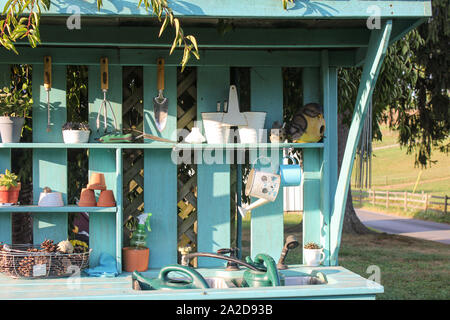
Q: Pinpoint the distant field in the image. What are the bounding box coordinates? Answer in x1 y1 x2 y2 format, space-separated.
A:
352 125 450 197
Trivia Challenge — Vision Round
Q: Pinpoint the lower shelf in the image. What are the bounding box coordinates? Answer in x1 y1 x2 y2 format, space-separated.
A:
0 205 117 213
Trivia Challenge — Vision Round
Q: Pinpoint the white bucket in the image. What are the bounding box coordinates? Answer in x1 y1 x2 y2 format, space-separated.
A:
238 112 267 144
201 112 233 144
62 130 90 144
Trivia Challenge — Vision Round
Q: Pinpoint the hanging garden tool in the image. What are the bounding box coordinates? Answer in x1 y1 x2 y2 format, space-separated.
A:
153 58 168 132
97 57 118 134
44 56 52 132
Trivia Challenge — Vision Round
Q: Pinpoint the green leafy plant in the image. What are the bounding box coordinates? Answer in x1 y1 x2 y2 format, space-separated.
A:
304 242 321 250
0 84 32 117
0 169 20 190
62 122 90 131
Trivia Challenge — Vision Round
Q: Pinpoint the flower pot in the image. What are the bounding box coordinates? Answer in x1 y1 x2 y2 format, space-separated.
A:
87 172 106 190
38 191 64 207
304 248 325 267
0 116 25 143
122 247 149 272
78 188 97 207
97 190 116 207
0 183 21 204
62 130 90 144
238 112 267 144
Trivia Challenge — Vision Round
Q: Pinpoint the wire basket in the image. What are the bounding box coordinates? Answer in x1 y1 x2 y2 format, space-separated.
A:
0 244 91 279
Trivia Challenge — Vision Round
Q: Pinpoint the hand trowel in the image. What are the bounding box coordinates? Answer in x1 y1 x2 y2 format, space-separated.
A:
153 58 168 132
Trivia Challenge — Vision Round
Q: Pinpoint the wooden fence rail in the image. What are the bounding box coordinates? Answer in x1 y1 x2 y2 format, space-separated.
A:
352 189 448 214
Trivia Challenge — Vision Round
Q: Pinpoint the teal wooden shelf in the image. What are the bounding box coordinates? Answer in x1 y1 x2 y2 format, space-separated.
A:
0 205 117 213
0 142 323 149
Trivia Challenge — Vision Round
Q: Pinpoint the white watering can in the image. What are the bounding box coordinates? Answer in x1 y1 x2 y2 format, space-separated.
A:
238 155 303 217
238 157 281 217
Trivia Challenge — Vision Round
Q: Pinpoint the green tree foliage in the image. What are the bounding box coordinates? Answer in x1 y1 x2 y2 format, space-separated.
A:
339 0 449 167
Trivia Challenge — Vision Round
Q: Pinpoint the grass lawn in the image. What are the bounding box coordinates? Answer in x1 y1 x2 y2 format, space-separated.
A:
352 125 450 197
240 214 450 300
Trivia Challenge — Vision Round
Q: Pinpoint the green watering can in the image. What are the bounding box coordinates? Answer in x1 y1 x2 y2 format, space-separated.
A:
243 253 281 287
132 265 210 290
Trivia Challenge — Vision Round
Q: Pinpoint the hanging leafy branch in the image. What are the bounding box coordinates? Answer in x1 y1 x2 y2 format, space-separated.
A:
0 0 296 70
133 0 199 71
0 0 49 53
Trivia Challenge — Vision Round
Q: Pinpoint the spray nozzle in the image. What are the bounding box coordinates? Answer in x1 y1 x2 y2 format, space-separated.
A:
137 213 152 232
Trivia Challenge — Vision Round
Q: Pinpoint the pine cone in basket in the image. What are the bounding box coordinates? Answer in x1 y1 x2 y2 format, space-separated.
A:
40 239 57 253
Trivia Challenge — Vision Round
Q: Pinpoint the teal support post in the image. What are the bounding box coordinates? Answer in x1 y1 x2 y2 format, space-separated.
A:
143 64 178 268
249 67 283 261
196 66 230 267
0 64 11 244
32 64 68 244
115 147 123 272
88 63 122 267
319 50 338 266
302 67 322 263
330 21 393 265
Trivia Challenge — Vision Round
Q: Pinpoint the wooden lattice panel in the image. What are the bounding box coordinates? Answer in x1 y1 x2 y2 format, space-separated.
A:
176 68 198 265
122 67 144 244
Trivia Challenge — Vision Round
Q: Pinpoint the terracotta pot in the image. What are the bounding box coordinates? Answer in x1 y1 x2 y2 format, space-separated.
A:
122 247 149 272
78 188 97 207
97 190 116 207
0 183 21 204
87 172 106 190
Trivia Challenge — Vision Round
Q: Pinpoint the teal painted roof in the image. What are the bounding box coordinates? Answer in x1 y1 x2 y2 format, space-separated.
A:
0 0 432 19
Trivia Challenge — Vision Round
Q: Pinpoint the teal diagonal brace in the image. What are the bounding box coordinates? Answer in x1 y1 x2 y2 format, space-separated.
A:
330 20 392 266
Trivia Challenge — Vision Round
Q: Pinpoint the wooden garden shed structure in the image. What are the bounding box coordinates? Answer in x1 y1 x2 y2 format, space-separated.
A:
0 0 431 299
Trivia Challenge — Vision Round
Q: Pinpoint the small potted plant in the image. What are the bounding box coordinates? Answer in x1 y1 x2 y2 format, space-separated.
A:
303 242 325 267
0 169 21 204
122 213 152 272
0 85 31 143
62 122 91 143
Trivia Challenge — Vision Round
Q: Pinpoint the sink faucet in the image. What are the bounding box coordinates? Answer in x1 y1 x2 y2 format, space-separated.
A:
217 248 240 271
178 246 264 272
179 246 192 266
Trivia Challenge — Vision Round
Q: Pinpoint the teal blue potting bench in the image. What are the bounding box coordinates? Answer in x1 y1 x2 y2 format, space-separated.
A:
0 0 430 299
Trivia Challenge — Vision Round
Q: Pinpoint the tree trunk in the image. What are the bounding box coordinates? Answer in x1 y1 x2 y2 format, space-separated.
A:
338 113 374 234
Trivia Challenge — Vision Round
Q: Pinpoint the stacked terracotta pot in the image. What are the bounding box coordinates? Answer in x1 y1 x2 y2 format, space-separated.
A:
78 173 116 207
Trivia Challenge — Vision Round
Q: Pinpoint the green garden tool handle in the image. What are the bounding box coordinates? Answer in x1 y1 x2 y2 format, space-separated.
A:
158 265 210 290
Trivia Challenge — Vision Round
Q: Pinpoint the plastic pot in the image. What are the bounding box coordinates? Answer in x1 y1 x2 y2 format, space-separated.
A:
0 117 25 143
62 130 90 144
0 183 21 204
122 247 149 272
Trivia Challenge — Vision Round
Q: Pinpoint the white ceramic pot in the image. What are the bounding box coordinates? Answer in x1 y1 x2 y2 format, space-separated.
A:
62 130 90 144
304 248 325 267
0 116 25 143
38 192 64 207
238 112 267 144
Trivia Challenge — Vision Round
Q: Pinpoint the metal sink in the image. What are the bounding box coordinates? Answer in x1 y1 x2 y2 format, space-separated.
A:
204 273 327 289
282 276 326 286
